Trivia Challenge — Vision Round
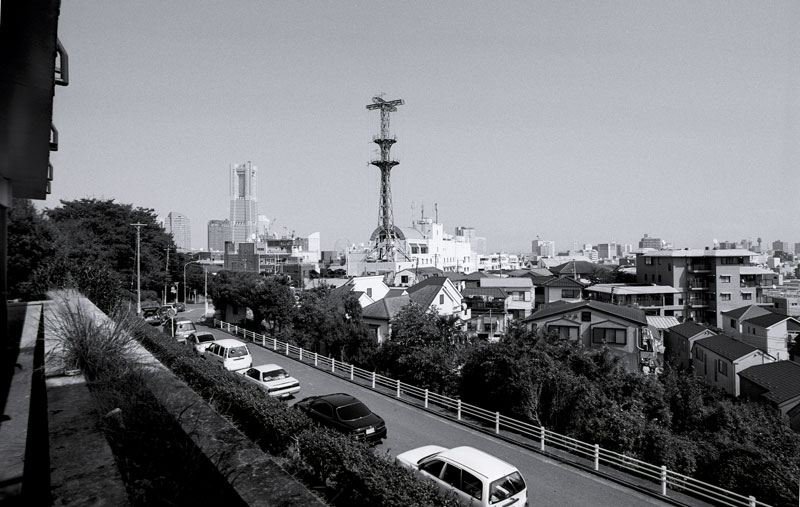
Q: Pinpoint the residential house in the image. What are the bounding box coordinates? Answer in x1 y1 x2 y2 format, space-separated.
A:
393 267 444 287
461 287 508 340
636 249 778 328
721 305 772 337
739 361 800 431
362 294 411 344
664 321 716 370
737 313 800 361
522 300 651 372
477 277 533 320
691 334 771 396
532 276 584 309
328 275 390 308
406 277 469 322
550 259 613 281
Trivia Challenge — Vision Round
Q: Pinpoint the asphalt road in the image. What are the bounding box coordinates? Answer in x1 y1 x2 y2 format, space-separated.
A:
185 316 690 507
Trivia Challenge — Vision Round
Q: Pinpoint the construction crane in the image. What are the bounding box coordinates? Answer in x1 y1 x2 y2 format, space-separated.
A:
365 96 408 263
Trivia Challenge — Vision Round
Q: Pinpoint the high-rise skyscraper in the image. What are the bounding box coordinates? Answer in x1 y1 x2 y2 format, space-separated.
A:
207 219 232 252
230 162 258 248
166 212 191 252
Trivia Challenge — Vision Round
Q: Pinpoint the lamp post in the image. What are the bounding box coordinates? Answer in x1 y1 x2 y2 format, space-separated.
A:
131 223 146 314
183 260 200 305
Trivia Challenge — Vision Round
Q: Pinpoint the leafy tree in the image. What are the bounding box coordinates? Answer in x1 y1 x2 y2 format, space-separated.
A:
7 199 57 299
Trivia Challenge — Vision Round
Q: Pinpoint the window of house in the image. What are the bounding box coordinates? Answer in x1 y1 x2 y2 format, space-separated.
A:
720 293 731 301
401 275 409 284
548 325 578 341
658 274 662 283
581 311 591 322
411 245 419 254
741 292 752 300
720 275 731 283
644 274 648 281
562 289 580 298
591 328 626 345
366 288 372 297
645 257 653 265
695 347 704 360
717 360 728 376
421 246 428 254
439 294 444 305
668 263 672 271
730 319 735 328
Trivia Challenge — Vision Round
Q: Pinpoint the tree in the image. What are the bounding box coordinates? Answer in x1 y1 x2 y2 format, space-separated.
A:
7 199 57 299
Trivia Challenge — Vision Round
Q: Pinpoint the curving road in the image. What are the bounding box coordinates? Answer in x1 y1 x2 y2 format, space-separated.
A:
183 312 699 507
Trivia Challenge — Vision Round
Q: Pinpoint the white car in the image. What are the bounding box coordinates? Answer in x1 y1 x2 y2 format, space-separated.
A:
185 331 216 356
396 446 527 507
242 364 301 399
204 339 253 372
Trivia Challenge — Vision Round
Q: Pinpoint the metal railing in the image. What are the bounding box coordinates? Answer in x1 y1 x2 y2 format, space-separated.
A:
215 319 770 507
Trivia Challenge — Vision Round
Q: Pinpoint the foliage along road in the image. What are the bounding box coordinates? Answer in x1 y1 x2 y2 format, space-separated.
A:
197 323 701 507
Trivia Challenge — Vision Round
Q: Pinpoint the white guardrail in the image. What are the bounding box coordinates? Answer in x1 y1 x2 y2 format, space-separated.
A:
214 319 770 507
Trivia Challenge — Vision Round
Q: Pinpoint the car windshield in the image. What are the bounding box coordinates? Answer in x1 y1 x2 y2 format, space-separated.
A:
228 346 249 358
336 401 371 421
263 368 288 380
489 472 526 503
196 334 215 343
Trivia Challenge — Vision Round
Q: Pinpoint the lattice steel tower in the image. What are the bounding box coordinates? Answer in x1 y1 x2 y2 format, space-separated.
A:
366 96 406 262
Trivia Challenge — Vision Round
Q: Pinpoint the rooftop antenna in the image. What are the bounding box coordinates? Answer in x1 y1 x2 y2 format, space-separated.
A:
435 203 438 223
365 95 408 262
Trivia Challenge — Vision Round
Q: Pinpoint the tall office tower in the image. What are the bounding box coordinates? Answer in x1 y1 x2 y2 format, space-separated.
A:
638 234 664 249
772 240 790 253
531 239 555 257
795 243 800 256
597 242 618 260
166 212 191 252
230 162 258 249
208 219 232 252
455 226 476 243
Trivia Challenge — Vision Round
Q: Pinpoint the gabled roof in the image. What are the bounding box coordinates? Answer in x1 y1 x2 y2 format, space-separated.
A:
542 277 585 288
407 277 458 308
550 260 612 276
721 304 772 320
744 313 798 329
668 321 712 339
479 278 533 289
529 275 557 286
362 294 410 321
695 334 760 361
524 300 647 326
647 316 681 330
739 361 800 405
385 287 408 298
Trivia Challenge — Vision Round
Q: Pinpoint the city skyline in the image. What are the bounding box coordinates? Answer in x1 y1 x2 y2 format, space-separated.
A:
47 2 799 253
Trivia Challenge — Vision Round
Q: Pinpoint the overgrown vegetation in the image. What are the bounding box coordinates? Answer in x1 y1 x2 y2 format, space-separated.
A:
48 296 247 506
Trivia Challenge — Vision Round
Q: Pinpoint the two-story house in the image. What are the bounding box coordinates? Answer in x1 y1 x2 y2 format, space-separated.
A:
664 321 716 370
328 275 390 308
737 313 800 361
406 277 468 322
361 293 411 344
691 334 771 396
531 276 584 309
461 287 507 340
476 278 533 321
739 361 800 431
522 300 650 372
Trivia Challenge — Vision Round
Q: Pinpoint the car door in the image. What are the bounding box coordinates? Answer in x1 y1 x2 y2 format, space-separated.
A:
308 400 336 429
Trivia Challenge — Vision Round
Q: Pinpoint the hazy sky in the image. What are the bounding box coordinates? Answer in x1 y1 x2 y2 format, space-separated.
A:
49 1 799 253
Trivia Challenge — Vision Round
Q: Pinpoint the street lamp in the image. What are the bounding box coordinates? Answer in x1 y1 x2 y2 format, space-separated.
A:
183 260 200 305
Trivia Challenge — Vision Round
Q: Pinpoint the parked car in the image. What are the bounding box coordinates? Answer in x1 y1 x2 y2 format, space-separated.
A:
395 446 527 507
295 393 386 443
175 301 186 312
204 338 253 372
242 364 300 399
166 318 196 343
142 307 161 326
185 331 216 356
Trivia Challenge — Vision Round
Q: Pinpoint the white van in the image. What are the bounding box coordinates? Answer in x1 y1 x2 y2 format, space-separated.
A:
396 445 527 507
204 338 252 372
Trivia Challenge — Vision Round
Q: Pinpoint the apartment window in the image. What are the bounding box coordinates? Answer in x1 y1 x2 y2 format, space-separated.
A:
720 293 731 301
720 275 731 283
717 360 728 376
668 263 672 271
581 311 591 322
658 275 662 283
721 257 744 265
644 274 648 281
591 328 626 345
645 257 653 265
741 292 752 301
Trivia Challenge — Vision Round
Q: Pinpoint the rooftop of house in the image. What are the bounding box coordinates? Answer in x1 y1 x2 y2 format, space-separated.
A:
462 287 508 299
668 321 713 339
639 248 755 258
479 278 533 289
695 334 760 361
646 315 681 330
721 304 773 321
744 313 799 329
550 260 612 276
407 277 458 308
361 294 411 321
586 283 680 295
524 299 648 326
739 361 800 405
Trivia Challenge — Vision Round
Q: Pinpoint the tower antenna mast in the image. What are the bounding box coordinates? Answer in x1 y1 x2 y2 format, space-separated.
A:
366 95 408 262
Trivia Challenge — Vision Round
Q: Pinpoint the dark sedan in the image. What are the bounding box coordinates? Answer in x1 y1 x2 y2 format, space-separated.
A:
295 393 387 443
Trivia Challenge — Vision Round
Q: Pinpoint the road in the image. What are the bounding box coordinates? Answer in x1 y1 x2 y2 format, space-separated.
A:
178 314 690 507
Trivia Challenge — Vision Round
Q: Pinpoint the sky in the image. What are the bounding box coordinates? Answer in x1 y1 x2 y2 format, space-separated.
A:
48 1 800 254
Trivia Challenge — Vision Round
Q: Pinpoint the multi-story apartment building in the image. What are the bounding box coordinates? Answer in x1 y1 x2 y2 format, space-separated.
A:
772 240 790 254
230 162 258 248
584 283 683 318
165 212 191 252
636 249 779 328
638 234 666 250
207 219 232 252
532 239 556 258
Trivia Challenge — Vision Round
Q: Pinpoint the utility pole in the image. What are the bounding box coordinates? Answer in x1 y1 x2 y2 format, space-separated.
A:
131 223 146 315
163 247 170 305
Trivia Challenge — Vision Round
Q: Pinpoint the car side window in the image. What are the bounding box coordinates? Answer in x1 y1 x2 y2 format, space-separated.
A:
311 401 333 418
420 458 446 478
461 470 483 500
246 369 259 380
441 463 461 489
